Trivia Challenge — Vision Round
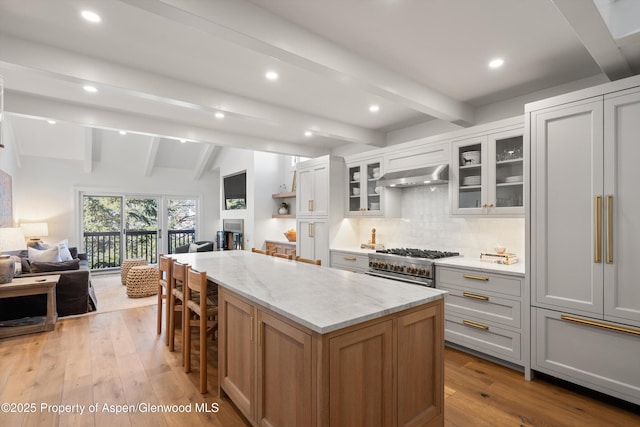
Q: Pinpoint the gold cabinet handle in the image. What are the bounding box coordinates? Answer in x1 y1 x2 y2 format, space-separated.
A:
258 321 262 347
462 320 489 330
561 314 640 336
308 200 314 211
488 203 494 208
606 195 613 264
463 273 489 281
482 203 487 208
595 195 602 263
250 316 254 341
463 292 489 301
343 256 357 261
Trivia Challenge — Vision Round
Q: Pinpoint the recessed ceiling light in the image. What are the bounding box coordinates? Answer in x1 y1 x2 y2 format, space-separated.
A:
215 112 225 119
489 58 504 69
265 71 279 81
81 10 102 23
47 120 56 124
304 131 312 137
180 139 186 144
83 85 97 93
369 104 380 113
119 130 127 135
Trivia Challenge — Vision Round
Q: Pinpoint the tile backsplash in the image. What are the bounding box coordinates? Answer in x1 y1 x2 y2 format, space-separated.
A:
356 185 525 258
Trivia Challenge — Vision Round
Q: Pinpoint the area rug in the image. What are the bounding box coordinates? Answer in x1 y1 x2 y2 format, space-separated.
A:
90 273 157 315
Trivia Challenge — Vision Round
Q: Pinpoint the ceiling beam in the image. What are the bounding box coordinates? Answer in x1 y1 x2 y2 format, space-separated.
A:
551 0 633 80
5 90 327 158
144 137 160 177
121 0 476 126
0 35 384 147
193 144 217 180
83 128 94 173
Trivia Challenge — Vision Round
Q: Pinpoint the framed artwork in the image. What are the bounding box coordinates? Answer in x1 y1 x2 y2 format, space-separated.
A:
0 170 12 227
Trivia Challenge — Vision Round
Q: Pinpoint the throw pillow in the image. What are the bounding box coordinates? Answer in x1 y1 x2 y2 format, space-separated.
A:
188 242 209 253
30 259 80 273
28 246 62 263
56 239 73 261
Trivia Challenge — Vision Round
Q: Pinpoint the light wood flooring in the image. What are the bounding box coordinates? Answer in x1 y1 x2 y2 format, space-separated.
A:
1 304 638 426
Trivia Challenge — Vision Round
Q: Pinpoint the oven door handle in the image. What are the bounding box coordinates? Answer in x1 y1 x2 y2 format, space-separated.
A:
365 270 433 287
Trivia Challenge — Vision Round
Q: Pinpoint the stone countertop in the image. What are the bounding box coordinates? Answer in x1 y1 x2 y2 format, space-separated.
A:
330 246 379 255
434 256 525 277
265 239 296 246
171 251 446 334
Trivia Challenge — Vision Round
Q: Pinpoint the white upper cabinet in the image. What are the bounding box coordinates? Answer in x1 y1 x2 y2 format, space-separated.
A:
345 157 400 218
297 158 330 217
451 127 524 216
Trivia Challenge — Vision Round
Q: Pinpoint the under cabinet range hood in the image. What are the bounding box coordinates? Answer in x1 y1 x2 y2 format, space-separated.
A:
377 164 449 187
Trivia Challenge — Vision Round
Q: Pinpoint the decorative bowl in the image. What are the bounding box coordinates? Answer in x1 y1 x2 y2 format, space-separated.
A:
284 231 296 242
494 247 506 254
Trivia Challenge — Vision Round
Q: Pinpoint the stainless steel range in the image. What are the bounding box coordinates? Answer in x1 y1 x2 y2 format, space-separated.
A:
367 248 460 287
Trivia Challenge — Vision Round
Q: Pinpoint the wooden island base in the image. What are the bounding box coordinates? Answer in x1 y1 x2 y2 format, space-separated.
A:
218 287 444 427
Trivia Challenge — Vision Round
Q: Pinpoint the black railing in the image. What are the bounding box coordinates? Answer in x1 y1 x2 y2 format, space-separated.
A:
83 229 196 270
168 229 195 253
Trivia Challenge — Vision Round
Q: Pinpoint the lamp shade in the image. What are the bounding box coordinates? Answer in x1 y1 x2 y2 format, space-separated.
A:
0 227 27 252
20 222 49 239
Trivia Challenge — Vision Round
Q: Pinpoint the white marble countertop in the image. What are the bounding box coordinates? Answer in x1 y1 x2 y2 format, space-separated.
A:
330 246 379 255
435 256 525 277
265 239 296 246
171 251 446 334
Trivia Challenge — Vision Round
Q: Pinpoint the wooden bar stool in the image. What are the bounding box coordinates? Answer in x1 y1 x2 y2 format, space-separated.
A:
272 252 293 260
169 261 188 360
251 247 272 255
295 256 321 265
184 268 218 394
157 255 174 345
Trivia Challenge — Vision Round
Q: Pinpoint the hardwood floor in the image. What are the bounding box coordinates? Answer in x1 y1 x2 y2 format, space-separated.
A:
1 304 638 426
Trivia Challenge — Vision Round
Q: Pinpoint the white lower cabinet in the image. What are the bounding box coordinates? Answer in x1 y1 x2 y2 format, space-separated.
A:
436 266 528 373
296 219 328 266
532 307 640 405
329 250 369 273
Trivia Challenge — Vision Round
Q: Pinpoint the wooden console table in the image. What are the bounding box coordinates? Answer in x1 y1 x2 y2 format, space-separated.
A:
0 275 60 339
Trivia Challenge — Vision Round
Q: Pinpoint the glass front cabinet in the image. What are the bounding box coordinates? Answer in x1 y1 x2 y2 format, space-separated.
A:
346 159 385 216
452 128 524 216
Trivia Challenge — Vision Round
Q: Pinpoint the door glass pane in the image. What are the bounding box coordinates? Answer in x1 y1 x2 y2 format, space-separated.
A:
458 144 482 208
167 198 197 253
495 136 524 207
125 197 158 264
367 162 381 211
348 165 361 212
82 195 122 270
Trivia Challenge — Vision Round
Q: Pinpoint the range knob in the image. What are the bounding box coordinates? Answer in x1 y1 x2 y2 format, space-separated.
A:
369 260 374 267
417 269 426 276
424 269 431 277
396 265 404 272
407 267 416 274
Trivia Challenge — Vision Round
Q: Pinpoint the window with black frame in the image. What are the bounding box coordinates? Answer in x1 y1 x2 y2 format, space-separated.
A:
223 171 246 210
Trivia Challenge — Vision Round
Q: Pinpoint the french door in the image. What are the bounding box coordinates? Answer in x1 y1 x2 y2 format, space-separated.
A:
82 194 159 270
81 193 200 270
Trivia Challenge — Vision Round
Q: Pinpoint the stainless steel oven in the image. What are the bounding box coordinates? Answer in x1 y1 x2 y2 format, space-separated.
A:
367 248 459 287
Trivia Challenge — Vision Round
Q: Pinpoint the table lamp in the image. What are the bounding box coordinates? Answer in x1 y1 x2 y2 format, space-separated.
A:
20 222 49 247
0 227 27 284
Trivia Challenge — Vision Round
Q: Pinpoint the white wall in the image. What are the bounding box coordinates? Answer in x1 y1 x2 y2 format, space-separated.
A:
13 155 219 249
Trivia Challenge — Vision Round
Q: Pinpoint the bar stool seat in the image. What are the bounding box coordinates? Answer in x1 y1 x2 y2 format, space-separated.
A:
126 265 159 298
121 258 148 285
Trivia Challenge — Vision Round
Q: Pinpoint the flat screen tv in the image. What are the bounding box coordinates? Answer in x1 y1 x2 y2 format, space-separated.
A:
224 171 246 210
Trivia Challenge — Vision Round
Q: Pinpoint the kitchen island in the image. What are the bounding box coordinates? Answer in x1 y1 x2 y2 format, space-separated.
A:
172 250 446 427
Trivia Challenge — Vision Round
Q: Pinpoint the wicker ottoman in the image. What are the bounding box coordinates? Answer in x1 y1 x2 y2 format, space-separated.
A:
121 258 148 285
126 265 159 298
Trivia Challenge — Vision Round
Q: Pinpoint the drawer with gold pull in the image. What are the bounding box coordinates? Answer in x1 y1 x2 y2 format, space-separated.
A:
437 267 522 297
439 285 521 329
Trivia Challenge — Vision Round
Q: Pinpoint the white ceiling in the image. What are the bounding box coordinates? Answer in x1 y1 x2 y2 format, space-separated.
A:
1 0 639 171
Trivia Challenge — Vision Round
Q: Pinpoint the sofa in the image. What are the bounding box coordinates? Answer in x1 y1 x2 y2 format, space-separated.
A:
174 240 215 253
0 247 98 321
